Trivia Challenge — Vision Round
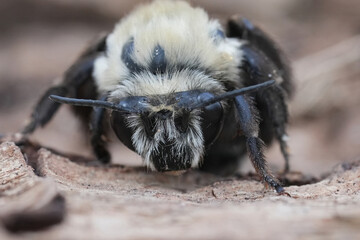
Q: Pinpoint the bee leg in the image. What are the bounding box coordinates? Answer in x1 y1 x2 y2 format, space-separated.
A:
90 96 110 164
240 43 291 173
261 87 290 173
20 55 96 135
22 85 69 135
228 17 293 172
235 95 284 193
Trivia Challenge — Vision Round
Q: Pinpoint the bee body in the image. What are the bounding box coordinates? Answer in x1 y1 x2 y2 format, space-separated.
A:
22 0 292 193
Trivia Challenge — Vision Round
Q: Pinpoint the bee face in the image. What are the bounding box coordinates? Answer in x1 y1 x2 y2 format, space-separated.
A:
110 91 224 172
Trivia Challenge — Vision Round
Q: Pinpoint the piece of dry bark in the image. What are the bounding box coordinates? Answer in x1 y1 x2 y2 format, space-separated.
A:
0 142 65 233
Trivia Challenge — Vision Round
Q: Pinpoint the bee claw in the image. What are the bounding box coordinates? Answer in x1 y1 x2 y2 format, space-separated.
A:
276 187 291 197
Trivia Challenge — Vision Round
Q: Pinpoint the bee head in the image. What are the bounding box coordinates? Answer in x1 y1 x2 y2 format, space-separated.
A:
110 89 224 172
49 80 274 172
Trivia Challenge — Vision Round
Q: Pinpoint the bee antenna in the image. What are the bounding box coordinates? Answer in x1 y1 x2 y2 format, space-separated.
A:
49 95 121 110
49 95 149 113
192 80 275 109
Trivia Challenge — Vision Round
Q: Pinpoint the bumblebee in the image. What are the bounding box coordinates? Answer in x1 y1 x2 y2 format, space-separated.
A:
20 1 292 193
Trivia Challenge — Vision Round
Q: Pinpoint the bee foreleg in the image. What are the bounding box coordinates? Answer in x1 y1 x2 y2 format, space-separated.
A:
90 95 110 164
235 95 284 193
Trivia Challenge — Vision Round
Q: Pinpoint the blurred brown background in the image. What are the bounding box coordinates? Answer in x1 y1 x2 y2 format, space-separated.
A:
1 0 359 176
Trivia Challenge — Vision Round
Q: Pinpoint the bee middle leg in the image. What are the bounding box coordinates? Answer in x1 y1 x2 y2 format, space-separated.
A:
21 84 69 135
19 54 98 137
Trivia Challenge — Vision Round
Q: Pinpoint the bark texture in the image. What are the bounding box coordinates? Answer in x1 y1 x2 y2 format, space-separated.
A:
0 142 359 239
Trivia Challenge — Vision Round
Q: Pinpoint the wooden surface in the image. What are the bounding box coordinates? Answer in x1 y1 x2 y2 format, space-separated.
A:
1 141 359 239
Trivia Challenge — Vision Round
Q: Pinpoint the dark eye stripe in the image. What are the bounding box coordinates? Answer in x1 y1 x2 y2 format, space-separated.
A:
149 44 167 74
121 37 143 73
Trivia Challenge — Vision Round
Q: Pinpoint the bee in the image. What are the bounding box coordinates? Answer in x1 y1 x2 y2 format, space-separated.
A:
19 0 292 193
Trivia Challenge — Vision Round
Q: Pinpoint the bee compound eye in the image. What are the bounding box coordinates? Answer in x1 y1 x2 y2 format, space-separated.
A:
110 111 136 151
200 102 224 147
